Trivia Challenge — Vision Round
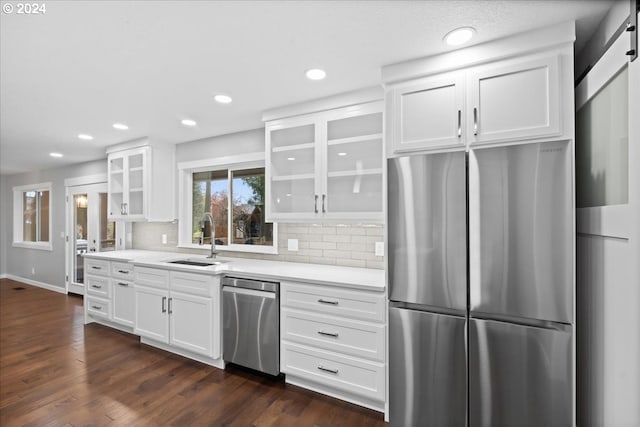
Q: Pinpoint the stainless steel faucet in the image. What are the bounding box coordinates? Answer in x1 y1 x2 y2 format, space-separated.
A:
199 212 218 258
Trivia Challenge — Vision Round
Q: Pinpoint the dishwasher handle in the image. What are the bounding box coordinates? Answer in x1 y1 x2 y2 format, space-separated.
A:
222 286 276 299
222 276 279 293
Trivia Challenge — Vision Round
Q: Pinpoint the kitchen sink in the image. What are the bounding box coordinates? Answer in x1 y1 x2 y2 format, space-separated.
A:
167 259 228 267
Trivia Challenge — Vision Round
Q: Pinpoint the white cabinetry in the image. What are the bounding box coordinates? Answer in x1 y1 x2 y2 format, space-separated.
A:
389 71 465 153
280 281 386 412
266 101 383 222
386 52 564 155
466 54 560 145
107 140 175 221
84 258 135 330
111 262 135 327
133 267 220 359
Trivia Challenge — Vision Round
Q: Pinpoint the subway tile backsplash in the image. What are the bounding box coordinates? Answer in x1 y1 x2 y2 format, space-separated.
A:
132 222 385 270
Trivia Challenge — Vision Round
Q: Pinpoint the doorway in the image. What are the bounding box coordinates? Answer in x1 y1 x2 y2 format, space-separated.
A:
66 183 116 295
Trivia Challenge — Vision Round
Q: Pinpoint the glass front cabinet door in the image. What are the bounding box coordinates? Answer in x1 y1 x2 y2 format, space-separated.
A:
265 101 383 222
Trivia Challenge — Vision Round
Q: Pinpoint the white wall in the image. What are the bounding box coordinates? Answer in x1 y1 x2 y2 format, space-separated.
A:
0 175 9 276
0 160 107 289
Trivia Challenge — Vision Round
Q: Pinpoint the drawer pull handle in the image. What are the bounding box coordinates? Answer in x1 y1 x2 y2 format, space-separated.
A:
162 297 167 313
91 285 102 289
317 365 339 374
318 298 339 305
91 266 102 270
317 331 339 338
117 282 128 287
117 270 129 274
91 305 102 310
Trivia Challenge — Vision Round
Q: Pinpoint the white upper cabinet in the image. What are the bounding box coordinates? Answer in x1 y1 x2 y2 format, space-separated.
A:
108 147 148 220
266 101 383 223
388 72 465 154
383 22 574 156
266 115 322 221
466 54 560 146
107 140 175 222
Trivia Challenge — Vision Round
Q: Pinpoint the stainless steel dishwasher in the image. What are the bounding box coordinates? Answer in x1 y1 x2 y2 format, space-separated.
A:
222 276 280 376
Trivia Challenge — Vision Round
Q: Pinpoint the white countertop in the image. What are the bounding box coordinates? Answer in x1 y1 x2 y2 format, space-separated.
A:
84 250 385 291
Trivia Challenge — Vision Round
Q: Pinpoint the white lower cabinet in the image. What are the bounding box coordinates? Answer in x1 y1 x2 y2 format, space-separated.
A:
280 281 386 412
134 267 220 360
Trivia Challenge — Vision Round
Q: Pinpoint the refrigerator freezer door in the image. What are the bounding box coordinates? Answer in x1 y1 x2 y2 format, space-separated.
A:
469 318 572 427
389 306 467 427
469 141 573 324
388 152 467 311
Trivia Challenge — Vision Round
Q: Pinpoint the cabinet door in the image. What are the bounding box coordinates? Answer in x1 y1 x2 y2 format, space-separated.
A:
467 54 561 145
323 103 384 221
112 280 135 327
134 285 169 343
389 72 465 154
123 149 146 219
107 147 148 220
169 291 213 358
266 115 322 222
108 152 126 219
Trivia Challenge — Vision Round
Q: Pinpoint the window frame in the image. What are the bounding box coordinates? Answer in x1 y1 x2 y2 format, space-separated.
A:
177 153 278 255
13 182 53 251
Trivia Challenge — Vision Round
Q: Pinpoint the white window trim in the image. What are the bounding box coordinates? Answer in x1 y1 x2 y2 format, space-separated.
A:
13 181 53 251
177 152 278 255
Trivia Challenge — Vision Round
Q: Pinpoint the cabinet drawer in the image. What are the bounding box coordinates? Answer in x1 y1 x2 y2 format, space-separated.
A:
134 266 169 289
86 296 110 319
282 342 384 402
86 275 110 298
281 282 385 322
282 308 384 361
170 271 213 297
112 262 134 280
85 259 110 277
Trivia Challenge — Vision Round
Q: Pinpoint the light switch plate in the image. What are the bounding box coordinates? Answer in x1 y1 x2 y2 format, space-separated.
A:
288 239 299 251
375 241 384 257
162 234 168 244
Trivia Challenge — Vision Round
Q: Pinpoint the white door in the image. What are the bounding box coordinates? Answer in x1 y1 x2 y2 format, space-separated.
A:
575 26 640 427
66 183 116 295
169 290 213 357
134 285 169 343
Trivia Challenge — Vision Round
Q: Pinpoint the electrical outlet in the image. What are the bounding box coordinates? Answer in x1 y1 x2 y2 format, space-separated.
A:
288 239 299 251
375 241 384 257
31 267 35 275
162 234 168 245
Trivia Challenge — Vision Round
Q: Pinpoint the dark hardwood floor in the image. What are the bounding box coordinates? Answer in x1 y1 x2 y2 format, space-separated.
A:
0 279 387 426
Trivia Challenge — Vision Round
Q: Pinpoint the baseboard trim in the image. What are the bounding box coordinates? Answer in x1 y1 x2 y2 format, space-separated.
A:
5 275 67 294
0 274 7 279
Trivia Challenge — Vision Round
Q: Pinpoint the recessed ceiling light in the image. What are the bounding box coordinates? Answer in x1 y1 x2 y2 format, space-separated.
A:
49 152 63 158
112 123 129 130
337 152 347 156
78 134 93 140
214 94 233 104
181 119 197 127
287 157 296 161
444 27 476 46
305 68 326 80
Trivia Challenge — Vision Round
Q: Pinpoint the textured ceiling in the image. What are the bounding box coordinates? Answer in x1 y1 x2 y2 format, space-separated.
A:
0 0 614 175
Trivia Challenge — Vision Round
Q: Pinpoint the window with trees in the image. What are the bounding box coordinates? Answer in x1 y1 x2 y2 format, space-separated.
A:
13 182 52 250
190 167 274 251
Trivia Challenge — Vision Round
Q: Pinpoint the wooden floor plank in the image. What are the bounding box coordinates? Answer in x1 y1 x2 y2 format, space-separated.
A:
0 279 388 426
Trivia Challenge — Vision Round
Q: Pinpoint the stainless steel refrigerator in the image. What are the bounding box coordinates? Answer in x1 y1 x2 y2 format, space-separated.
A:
388 141 574 427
